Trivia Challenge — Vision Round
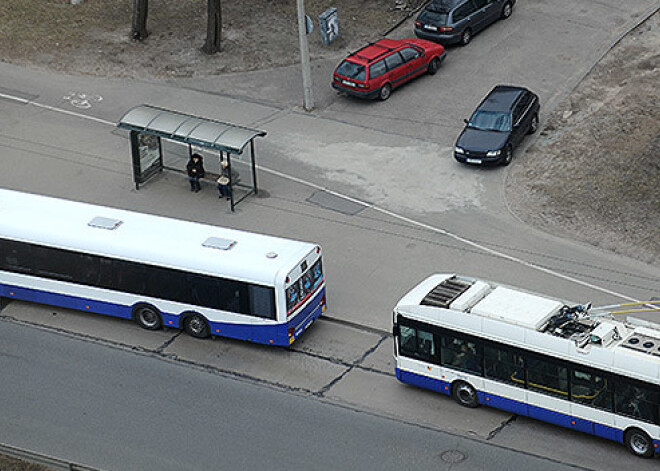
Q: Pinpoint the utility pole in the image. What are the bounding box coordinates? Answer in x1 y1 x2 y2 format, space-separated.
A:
296 0 314 111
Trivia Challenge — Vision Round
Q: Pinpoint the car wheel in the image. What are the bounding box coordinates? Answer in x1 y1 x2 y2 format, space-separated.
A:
501 146 513 166
624 428 654 458
460 28 472 46
183 313 211 339
133 304 162 331
528 113 539 134
452 381 479 408
428 57 441 75
501 1 513 19
379 83 392 101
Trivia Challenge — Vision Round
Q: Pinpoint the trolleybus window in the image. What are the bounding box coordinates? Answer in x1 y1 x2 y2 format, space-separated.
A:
484 344 525 387
570 369 612 411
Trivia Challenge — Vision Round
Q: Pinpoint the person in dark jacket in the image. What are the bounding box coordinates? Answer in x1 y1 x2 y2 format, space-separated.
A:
186 153 205 192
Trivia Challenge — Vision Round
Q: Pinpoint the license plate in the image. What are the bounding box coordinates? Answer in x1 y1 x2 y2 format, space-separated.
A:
342 80 356 87
466 158 482 164
424 25 438 31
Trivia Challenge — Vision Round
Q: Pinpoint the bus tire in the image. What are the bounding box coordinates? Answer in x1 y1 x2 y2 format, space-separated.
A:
452 381 479 408
183 313 211 339
133 303 162 331
624 428 654 458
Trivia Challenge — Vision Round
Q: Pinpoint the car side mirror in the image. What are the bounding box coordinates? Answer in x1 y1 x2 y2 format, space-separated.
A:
463 119 469 124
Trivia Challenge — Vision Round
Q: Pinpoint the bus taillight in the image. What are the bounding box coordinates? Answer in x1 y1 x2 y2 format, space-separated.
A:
288 327 296 337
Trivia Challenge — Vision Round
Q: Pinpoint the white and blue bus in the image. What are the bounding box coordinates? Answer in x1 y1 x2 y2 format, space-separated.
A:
0 189 325 346
393 274 660 458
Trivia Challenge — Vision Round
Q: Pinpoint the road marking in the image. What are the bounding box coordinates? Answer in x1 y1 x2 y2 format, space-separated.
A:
63 91 103 109
1 90 642 302
0 92 114 126
256 169 637 302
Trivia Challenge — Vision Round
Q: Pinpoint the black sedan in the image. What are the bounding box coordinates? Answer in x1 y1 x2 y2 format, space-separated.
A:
454 85 539 166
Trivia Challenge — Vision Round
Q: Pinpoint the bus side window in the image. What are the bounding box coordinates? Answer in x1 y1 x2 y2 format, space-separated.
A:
570 369 612 411
1 239 32 274
248 284 275 320
484 344 523 386
442 335 482 375
399 325 417 357
614 382 659 424
417 329 435 358
77 254 101 285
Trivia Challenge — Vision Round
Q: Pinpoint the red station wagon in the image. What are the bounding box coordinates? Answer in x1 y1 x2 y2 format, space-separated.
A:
332 38 446 101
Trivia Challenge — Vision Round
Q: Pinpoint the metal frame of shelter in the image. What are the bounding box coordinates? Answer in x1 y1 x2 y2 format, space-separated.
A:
117 104 267 212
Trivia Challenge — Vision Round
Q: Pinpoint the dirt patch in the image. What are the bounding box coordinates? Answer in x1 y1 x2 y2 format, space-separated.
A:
506 10 660 265
0 0 425 79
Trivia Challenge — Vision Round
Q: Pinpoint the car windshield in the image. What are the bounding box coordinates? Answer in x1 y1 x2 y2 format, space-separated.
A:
468 111 511 132
419 10 449 24
336 61 366 81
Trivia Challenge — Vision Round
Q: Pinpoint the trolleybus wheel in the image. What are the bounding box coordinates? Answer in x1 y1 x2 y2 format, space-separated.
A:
624 428 654 458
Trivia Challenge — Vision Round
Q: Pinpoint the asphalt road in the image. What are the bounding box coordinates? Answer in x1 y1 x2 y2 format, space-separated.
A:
1 0 659 469
0 320 585 471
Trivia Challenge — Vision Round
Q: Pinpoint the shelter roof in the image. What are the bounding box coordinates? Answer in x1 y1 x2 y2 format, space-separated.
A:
117 104 266 154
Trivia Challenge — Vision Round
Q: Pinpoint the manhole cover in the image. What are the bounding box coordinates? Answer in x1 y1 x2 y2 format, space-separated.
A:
440 450 466 463
306 190 368 215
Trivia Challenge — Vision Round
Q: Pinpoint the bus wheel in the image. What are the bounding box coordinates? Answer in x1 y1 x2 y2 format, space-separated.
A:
624 428 654 458
183 313 210 339
452 381 479 408
133 304 162 331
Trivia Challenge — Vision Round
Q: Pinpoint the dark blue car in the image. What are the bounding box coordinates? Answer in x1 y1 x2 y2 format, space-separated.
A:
454 85 539 166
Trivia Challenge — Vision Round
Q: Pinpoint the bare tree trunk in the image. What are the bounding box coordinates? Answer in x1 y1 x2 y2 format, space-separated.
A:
202 0 222 54
132 0 149 40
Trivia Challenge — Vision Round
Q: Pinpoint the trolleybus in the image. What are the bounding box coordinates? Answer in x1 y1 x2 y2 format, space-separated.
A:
393 274 660 458
0 189 325 346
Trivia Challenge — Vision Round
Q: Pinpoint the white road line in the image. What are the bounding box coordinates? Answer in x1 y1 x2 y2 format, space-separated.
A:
1 93 114 126
256 168 637 302
4 90 640 303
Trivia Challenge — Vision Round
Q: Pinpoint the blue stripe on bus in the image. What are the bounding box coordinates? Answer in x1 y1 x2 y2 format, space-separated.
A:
1 282 325 347
396 368 658 453
1 283 133 319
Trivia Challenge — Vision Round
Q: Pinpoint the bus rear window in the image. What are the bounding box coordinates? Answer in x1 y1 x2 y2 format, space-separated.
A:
286 259 323 316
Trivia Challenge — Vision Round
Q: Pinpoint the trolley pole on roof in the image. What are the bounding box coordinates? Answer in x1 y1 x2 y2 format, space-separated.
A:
296 0 314 111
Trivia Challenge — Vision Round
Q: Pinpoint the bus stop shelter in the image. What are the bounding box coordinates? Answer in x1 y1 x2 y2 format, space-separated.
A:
117 104 267 211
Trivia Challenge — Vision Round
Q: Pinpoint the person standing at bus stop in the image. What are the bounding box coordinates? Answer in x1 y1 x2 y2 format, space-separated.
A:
216 160 231 200
186 153 205 192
